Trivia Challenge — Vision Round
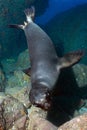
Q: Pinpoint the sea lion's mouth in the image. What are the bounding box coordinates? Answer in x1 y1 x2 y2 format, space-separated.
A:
29 86 52 110
35 101 52 111
34 94 52 111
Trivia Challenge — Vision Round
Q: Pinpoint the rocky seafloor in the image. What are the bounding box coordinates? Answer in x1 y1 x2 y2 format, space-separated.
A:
0 49 87 129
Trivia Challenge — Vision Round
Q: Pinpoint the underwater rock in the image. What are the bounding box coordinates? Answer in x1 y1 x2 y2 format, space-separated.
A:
4 96 27 129
1 56 31 108
0 94 28 130
26 106 57 130
58 113 87 130
0 63 5 92
6 70 31 89
46 3 87 64
5 70 31 107
1 49 30 75
72 64 87 108
73 64 87 88
0 0 48 59
12 86 31 109
1 49 30 76
0 94 6 130
16 49 30 69
1 58 17 75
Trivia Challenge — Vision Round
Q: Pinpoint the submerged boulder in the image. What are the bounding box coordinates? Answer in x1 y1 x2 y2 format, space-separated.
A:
46 4 87 64
0 94 28 130
0 63 6 92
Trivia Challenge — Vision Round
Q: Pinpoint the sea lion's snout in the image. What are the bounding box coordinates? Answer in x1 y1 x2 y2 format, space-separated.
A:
29 86 52 110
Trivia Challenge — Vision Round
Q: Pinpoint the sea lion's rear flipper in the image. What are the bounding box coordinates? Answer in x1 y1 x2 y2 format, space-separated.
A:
8 24 24 29
58 50 84 69
24 6 35 21
9 6 35 29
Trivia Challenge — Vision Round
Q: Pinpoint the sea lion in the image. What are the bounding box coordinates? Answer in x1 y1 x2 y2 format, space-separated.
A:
9 7 84 110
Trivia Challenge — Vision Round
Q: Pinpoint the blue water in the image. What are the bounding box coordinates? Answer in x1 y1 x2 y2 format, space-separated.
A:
36 0 87 24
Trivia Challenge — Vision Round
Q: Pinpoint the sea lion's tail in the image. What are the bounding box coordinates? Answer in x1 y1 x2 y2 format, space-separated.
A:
9 6 35 30
58 50 84 69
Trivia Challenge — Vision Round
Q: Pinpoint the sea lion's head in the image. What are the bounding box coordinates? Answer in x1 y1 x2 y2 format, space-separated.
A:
29 84 52 110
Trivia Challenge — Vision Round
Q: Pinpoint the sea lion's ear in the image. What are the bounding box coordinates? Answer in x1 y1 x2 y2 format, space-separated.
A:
58 50 84 69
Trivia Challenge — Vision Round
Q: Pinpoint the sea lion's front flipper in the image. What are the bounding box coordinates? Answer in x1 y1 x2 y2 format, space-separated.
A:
23 67 31 76
58 50 84 69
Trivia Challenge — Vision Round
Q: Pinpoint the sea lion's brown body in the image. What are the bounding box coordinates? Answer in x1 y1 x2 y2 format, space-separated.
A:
23 9 60 109
25 21 59 89
9 7 84 110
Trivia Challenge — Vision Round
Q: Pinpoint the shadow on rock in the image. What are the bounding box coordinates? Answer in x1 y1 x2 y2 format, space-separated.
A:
47 67 87 126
